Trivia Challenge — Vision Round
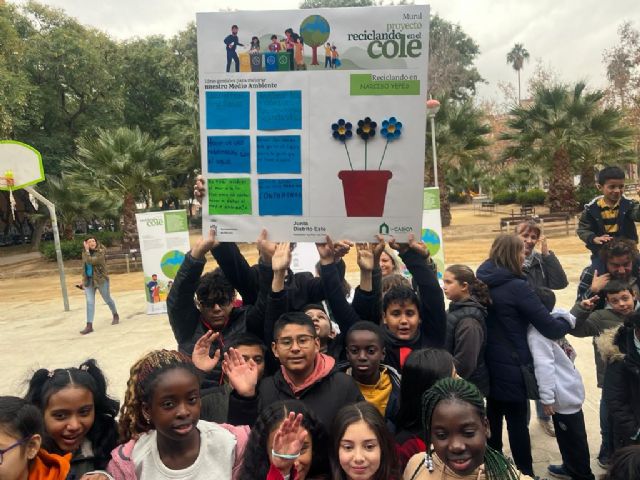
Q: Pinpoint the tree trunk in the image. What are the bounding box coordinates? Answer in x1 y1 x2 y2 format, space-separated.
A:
547 148 577 213
311 46 319 65
579 163 595 190
122 193 139 250
63 223 74 240
517 69 521 106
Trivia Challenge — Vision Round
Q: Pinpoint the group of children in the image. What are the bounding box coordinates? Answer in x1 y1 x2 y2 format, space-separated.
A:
5 166 640 480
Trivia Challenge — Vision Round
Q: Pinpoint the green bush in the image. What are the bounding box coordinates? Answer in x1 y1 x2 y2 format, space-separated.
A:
448 191 464 204
516 189 546 205
575 186 599 207
40 239 85 260
492 190 517 204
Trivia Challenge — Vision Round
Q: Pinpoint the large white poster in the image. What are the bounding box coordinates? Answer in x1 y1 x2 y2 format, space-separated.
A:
197 6 429 242
135 211 191 315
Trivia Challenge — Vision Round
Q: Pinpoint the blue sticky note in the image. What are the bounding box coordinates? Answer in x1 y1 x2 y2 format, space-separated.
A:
256 91 302 130
257 136 301 174
258 179 303 216
207 136 250 173
206 92 250 130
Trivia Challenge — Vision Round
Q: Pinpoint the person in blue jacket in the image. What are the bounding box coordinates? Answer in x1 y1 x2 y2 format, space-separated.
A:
476 233 571 478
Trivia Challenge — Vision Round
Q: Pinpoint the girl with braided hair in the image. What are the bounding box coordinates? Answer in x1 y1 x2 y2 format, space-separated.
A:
24 359 119 480
403 377 533 480
106 349 249 480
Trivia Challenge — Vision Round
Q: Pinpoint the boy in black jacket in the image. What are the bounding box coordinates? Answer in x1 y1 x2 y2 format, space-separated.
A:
166 230 265 388
226 311 363 429
577 166 640 258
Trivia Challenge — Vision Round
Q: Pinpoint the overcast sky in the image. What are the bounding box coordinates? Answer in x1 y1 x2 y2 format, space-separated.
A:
10 0 638 103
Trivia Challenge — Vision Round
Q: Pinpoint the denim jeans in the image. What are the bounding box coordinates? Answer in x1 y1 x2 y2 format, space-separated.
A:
85 279 117 324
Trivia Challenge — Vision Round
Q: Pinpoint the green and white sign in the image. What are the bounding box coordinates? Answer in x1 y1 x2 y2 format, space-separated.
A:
422 187 445 279
136 210 191 315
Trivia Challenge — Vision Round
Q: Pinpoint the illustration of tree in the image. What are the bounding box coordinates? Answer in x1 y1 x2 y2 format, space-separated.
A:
300 15 330 65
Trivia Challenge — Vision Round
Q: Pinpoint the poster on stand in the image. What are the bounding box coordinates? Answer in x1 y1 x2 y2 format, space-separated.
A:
135 210 191 315
422 187 445 280
197 5 429 242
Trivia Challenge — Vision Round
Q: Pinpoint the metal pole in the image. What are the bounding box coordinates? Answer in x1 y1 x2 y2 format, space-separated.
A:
430 116 438 188
25 186 70 311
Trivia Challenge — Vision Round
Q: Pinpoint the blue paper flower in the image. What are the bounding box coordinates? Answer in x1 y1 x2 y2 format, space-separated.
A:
356 117 377 140
331 119 353 142
381 117 402 141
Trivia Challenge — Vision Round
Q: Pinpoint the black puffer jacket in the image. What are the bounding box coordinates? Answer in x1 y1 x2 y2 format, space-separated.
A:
598 325 640 452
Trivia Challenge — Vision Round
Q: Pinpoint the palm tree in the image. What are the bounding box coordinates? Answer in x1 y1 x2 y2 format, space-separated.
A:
501 82 633 212
506 43 530 105
64 127 167 249
426 98 491 226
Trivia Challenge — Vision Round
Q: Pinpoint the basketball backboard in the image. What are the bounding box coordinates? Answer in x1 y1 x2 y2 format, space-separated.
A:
0 140 45 191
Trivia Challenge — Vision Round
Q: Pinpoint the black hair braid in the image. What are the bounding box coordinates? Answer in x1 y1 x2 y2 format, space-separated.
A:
407 378 520 480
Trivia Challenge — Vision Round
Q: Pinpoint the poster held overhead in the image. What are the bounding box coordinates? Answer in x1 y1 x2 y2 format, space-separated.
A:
197 5 429 241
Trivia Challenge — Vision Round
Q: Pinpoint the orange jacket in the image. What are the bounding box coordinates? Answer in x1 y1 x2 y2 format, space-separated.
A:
29 449 71 480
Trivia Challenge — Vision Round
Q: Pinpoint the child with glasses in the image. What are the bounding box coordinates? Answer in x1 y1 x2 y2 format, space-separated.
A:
0 396 70 480
226 311 363 430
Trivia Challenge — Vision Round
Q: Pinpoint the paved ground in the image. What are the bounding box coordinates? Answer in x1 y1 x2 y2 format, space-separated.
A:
0 208 608 478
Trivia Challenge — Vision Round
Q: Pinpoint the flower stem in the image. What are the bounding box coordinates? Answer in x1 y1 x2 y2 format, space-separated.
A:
365 140 368 170
344 142 353 170
378 140 389 170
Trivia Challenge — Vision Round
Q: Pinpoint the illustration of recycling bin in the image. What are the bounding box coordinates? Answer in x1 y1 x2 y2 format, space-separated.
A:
239 52 251 72
277 51 290 71
250 52 262 71
264 52 277 71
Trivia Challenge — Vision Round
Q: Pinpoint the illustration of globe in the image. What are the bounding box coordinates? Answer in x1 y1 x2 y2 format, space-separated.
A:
160 250 185 279
421 228 441 256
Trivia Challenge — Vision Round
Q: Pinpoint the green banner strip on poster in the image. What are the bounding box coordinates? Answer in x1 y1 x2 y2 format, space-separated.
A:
350 74 420 96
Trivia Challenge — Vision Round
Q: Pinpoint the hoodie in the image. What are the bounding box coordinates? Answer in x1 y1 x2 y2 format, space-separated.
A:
29 449 71 480
597 326 640 451
476 260 570 401
228 353 363 429
527 308 585 414
445 297 489 395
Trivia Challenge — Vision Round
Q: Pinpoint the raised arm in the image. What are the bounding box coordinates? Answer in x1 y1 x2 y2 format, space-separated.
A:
264 243 292 342
167 232 214 344
316 236 363 332
395 234 446 348
539 237 568 289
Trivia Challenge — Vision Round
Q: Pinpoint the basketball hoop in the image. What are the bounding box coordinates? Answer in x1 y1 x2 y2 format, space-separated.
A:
0 171 16 220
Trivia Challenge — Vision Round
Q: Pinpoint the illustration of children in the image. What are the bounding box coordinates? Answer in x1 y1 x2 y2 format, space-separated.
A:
324 42 332 68
250 36 260 53
284 27 298 70
294 37 305 70
268 34 281 52
147 274 160 303
331 44 340 68
223 24 244 72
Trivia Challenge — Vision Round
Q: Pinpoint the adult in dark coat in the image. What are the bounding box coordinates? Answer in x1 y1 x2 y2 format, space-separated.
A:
517 220 568 290
476 233 571 477
598 318 640 453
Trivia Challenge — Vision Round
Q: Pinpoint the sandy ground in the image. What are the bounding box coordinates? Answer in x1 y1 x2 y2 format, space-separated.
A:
0 205 606 477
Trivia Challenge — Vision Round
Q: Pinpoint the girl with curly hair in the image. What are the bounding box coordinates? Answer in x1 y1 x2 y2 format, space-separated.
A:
107 349 249 480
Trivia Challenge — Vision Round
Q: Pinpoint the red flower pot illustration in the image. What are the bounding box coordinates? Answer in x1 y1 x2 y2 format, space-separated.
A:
338 170 392 217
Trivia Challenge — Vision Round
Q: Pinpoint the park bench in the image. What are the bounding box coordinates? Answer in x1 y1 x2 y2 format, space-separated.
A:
520 205 535 216
499 211 577 236
473 201 496 216
105 248 141 273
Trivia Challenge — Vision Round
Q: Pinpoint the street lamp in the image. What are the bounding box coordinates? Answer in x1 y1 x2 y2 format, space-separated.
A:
426 98 440 188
